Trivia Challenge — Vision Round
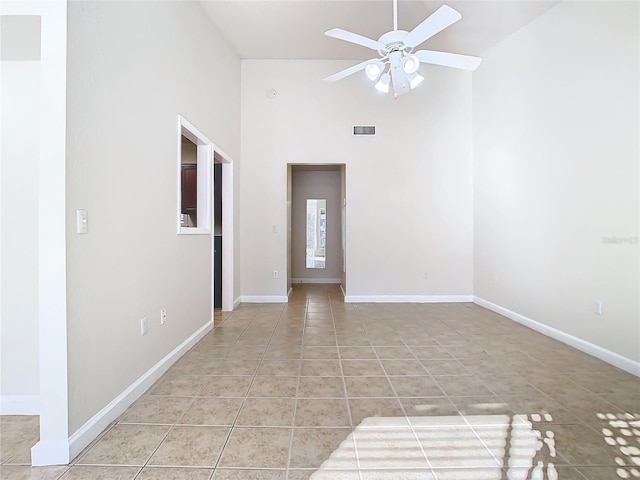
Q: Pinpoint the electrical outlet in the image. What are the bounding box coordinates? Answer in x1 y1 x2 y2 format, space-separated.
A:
273 270 279 279
140 317 148 336
160 308 167 325
594 301 603 315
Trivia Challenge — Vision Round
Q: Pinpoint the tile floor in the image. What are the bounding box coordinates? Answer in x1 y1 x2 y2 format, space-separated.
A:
1 284 639 479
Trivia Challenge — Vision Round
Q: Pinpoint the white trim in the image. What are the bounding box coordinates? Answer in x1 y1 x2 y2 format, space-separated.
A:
291 278 341 284
31 439 69 467
344 295 474 304
177 115 212 235
6 0 73 467
233 296 242 310
220 161 234 312
240 295 288 303
0 395 41 415
473 296 640 377
67 321 213 461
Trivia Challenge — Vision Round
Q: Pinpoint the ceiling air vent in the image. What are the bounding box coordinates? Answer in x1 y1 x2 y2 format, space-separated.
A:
353 125 376 136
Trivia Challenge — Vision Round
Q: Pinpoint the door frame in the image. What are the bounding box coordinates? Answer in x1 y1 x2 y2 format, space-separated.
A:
286 164 346 294
211 147 234 316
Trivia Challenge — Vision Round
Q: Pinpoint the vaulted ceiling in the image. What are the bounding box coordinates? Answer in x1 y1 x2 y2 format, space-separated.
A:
200 0 559 60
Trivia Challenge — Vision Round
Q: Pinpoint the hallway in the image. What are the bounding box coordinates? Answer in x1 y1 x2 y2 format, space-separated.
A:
1 284 638 479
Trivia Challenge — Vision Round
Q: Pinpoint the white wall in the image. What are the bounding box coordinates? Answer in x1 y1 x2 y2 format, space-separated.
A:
473 1 639 364
241 60 474 300
66 0 240 435
0 61 40 403
291 169 342 281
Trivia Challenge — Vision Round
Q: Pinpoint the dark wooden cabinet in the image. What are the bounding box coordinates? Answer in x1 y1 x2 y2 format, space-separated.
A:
181 164 197 213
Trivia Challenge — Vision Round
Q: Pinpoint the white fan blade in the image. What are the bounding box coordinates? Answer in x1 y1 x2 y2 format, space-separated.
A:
403 5 462 48
324 59 379 82
415 50 482 71
325 28 385 51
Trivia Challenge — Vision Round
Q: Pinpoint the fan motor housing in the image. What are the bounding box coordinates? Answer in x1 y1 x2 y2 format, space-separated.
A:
377 30 412 56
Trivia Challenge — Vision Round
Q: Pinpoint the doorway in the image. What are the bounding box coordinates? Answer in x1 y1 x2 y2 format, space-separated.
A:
287 165 346 295
214 161 222 309
212 149 234 317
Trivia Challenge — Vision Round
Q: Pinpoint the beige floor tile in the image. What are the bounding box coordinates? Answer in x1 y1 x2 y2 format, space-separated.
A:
257 360 302 376
167 356 220 375
434 375 494 397
0 465 69 480
0 416 39 464
295 398 351 427
374 346 415 359
338 346 377 359
248 376 298 397
399 397 459 417
212 469 286 479
421 360 471 376
340 360 385 377
410 346 453 360
348 398 404 426
432 468 505 479
301 360 342 376
380 359 428 376
302 336 337 347
344 376 394 398
136 467 213 479
179 397 243 426
186 343 230 359
76 424 170 466
217 427 291 468
388 376 444 397
235 397 295 427
198 376 253 397
264 346 302 359
501 396 582 425
59 465 140 479
297 376 345 398
289 428 353 469
147 426 230 467
6 284 637 478
449 396 514 416
552 423 624 466
285 470 314 480
147 375 204 396
302 346 339 359
223 345 267 359
578 466 640 479
476 374 542 397
336 336 371 347
119 396 193 424
211 359 260 376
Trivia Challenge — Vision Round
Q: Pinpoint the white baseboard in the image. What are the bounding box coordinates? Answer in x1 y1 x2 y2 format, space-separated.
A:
0 395 41 415
233 296 242 310
344 295 474 304
67 320 213 461
473 296 640 377
291 278 341 284
239 295 288 303
31 438 69 466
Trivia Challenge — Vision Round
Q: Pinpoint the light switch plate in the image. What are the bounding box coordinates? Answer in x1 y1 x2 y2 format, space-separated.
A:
76 209 88 234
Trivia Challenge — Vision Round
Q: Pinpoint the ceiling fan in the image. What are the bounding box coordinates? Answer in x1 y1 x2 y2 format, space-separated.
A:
324 0 482 98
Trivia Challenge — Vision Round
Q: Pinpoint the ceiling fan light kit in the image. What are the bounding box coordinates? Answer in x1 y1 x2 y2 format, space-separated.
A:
324 1 482 99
